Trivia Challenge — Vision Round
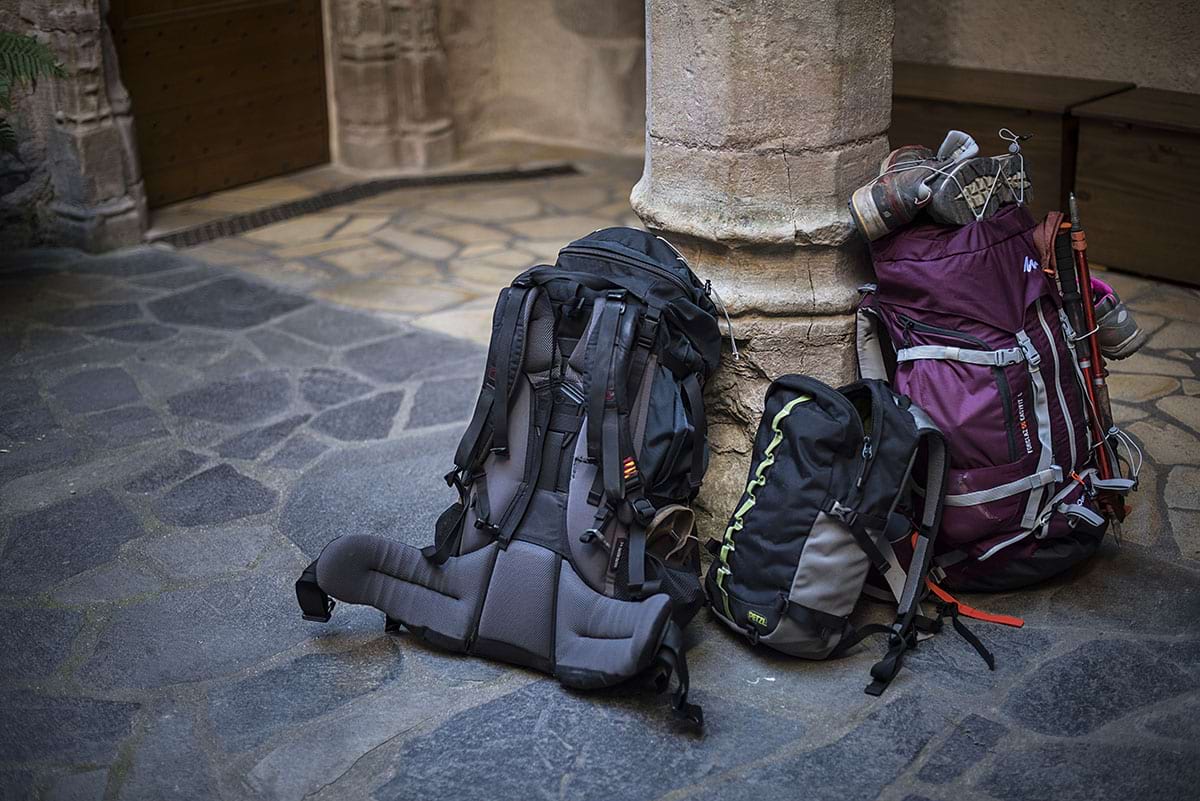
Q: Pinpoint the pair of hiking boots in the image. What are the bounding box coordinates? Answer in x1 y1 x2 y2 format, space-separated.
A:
850 131 1030 241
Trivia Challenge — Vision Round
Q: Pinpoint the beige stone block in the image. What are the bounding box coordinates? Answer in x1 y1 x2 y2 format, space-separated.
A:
539 185 610 213
1165 465 1200 510
448 261 521 293
506 215 615 242
1127 419 1200 466
1109 352 1196 378
237 260 330 291
458 242 507 260
315 278 475 314
1108 373 1179 404
411 302 496 346
333 216 392 239
1118 460 1161 547
1148 320 1200 351
246 215 349 246
1167 508 1200 561
426 222 510 246
323 245 411 276
271 238 376 259
1158 395 1200 435
424 196 543 223
1110 402 1149 424
372 228 458 260
1183 379 1200 396
184 238 266 265
1126 290 1200 322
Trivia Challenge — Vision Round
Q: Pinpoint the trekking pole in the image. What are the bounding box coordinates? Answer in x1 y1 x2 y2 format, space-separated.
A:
1067 194 1123 520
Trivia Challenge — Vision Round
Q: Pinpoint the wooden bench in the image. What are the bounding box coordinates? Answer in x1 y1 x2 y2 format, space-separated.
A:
891 62 1132 220
1072 88 1200 284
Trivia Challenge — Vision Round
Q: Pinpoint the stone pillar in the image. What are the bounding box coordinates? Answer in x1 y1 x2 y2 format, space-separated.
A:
330 0 455 170
631 0 894 534
39 0 147 251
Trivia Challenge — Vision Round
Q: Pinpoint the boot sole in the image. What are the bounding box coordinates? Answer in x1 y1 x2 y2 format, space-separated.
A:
929 158 1014 225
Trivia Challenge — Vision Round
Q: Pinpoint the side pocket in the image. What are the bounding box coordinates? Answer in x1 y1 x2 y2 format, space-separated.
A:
787 510 871 619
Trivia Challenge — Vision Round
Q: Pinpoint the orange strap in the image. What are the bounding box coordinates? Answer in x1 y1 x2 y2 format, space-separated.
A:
926 580 1024 628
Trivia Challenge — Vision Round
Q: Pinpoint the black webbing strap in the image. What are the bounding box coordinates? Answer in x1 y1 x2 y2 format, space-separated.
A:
587 292 625 464
488 286 533 458
453 285 531 470
421 501 468 565
653 619 703 727
827 500 891 575
681 373 706 492
295 560 335 622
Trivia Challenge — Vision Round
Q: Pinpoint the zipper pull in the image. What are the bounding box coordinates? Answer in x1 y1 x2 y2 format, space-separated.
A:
857 436 873 488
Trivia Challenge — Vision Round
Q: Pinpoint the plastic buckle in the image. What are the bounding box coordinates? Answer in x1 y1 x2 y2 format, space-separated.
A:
827 500 858 527
302 596 335 623
631 497 655 525
1018 337 1042 368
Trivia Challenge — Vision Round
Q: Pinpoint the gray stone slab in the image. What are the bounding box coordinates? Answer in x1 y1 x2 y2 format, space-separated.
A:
407 376 478 428
51 367 141 413
46 769 108 801
1001 638 1198 736
0 429 82 487
167 370 291 424
117 705 216 801
916 714 1007 784
52 559 163 605
79 551 351 689
153 464 277 527
16 329 89 362
688 695 939 801
310 391 405 441
981 742 1200 801
374 678 802 801
247 328 331 368
142 330 234 369
133 524 274 581
0 372 39 411
0 399 58 440
208 638 405 752
1 489 144 595
84 405 169 448
345 332 483 385
149 277 309 329
123 449 209 494
1143 694 1200 741
0 606 84 681
92 322 177 343
275 304 398 347
72 246 190 277
267 434 329 469
200 348 268 381
299 367 373 408
0 690 138 762
281 428 462 556
0 769 33 800
217 414 311 459
129 265 220 290
44 303 142 328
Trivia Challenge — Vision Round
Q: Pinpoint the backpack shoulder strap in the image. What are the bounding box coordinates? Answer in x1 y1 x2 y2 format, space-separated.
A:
856 285 891 382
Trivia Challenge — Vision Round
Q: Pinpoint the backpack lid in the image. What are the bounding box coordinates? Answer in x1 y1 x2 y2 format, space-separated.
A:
867 204 1054 332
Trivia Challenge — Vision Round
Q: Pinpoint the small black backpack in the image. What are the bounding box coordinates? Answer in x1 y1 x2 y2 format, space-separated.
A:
705 375 994 694
296 228 722 723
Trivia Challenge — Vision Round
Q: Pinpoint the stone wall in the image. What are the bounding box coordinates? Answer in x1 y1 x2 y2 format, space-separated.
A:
895 0 1200 92
440 0 645 153
0 0 146 251
0 0 56 248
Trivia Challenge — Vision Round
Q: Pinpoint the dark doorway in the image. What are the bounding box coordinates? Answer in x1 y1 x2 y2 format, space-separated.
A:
108 0 330 208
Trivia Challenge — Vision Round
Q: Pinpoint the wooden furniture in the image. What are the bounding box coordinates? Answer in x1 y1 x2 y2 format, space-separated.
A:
108 0 329 207
1073 88 1200 285
891 62 1132 220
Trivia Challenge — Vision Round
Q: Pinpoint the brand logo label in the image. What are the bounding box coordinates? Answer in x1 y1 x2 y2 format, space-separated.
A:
1023 256 1040 273
1016 393 1034 454
748 611 768 628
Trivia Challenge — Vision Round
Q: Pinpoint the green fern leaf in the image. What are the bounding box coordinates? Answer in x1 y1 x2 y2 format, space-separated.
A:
0 31 65 96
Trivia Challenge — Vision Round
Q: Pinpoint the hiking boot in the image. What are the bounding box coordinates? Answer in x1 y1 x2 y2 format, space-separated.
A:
927 156 1017 225
850 145 937 241
1092 277 1147 360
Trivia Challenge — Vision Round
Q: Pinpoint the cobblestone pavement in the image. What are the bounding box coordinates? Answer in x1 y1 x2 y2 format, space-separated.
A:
2 164 1198 801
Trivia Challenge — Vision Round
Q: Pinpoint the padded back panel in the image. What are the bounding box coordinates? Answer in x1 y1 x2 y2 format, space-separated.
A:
475 541 559 665
554 561 671 689
316 534 497 647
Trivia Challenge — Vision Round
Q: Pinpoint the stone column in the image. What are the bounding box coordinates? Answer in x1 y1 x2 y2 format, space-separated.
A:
330 0 455 170
39 0 147 251
631 0 894 533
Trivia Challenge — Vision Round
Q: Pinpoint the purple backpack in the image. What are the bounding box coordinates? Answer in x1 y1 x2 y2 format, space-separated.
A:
857 204 1114 591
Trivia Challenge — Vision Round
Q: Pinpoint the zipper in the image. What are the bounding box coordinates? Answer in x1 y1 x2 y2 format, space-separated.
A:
1036 302 1075 468
854 435 873 489
899 314 1020 463
560 244 696 298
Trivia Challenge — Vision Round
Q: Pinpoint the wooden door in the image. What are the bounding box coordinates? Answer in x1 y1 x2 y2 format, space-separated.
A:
108 0 329 207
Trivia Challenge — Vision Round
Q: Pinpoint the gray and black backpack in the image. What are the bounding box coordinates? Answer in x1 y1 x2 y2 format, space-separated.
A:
705 375 995 695
295 228 722 723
